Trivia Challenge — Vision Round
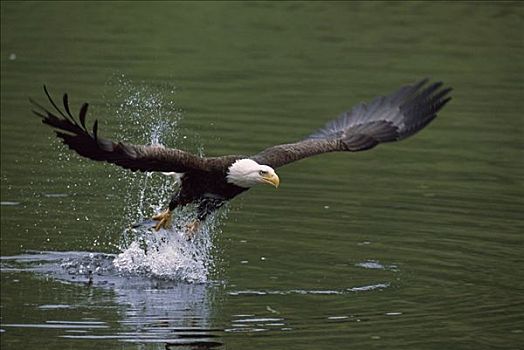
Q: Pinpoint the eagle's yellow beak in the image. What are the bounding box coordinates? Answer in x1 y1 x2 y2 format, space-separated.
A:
262 173 280 188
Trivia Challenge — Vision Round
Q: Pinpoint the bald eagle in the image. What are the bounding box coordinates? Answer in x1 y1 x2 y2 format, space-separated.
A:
32 79 451 236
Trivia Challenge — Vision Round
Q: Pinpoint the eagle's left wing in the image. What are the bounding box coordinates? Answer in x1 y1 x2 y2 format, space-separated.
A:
32 87 211 173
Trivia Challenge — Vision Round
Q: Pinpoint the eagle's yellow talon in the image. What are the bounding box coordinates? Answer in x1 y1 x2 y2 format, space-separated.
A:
185 220 200 240
152 209 172 231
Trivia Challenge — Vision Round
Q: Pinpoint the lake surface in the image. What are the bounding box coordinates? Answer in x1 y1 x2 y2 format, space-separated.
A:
1 2 523 349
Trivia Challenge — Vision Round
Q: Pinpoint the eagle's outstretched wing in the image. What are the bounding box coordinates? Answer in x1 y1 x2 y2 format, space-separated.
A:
32 87 210 173
251 79 452 169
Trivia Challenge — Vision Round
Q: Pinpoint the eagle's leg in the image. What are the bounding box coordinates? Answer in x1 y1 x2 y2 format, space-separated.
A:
152 209 172 231
185 220 200 240
152 193 181 231
184 198 224 240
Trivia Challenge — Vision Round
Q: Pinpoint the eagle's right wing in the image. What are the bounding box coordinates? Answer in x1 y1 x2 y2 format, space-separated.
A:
251 79 452 169
32 87 209 173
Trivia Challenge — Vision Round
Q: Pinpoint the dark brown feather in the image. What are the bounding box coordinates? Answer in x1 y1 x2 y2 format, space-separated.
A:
31 88 229 174
252 79 452 168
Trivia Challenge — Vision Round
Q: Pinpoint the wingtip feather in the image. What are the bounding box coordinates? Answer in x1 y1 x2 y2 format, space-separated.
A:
93 119 98 139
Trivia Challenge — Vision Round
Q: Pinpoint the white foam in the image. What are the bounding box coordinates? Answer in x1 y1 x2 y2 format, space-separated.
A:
113 220 218 283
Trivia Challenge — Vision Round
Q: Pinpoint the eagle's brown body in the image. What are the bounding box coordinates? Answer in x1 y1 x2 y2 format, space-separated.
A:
32 79 452 227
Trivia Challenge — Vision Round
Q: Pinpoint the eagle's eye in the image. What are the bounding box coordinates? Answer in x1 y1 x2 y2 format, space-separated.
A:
259 170 268 176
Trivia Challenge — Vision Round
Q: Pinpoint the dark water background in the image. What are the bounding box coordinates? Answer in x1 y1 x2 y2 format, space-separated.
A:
1 2 523 349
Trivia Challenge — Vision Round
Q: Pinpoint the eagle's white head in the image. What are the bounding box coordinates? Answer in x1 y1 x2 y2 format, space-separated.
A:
227 159 280 189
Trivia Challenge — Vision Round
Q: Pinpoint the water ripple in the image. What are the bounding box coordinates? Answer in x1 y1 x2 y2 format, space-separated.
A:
228 283 390 296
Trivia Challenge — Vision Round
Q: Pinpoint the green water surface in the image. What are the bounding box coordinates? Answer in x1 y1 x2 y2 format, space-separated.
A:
1 2 523 349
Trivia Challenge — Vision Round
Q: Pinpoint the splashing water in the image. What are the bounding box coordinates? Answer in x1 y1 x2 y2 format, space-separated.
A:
104 76 223 283
113 212 224 283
